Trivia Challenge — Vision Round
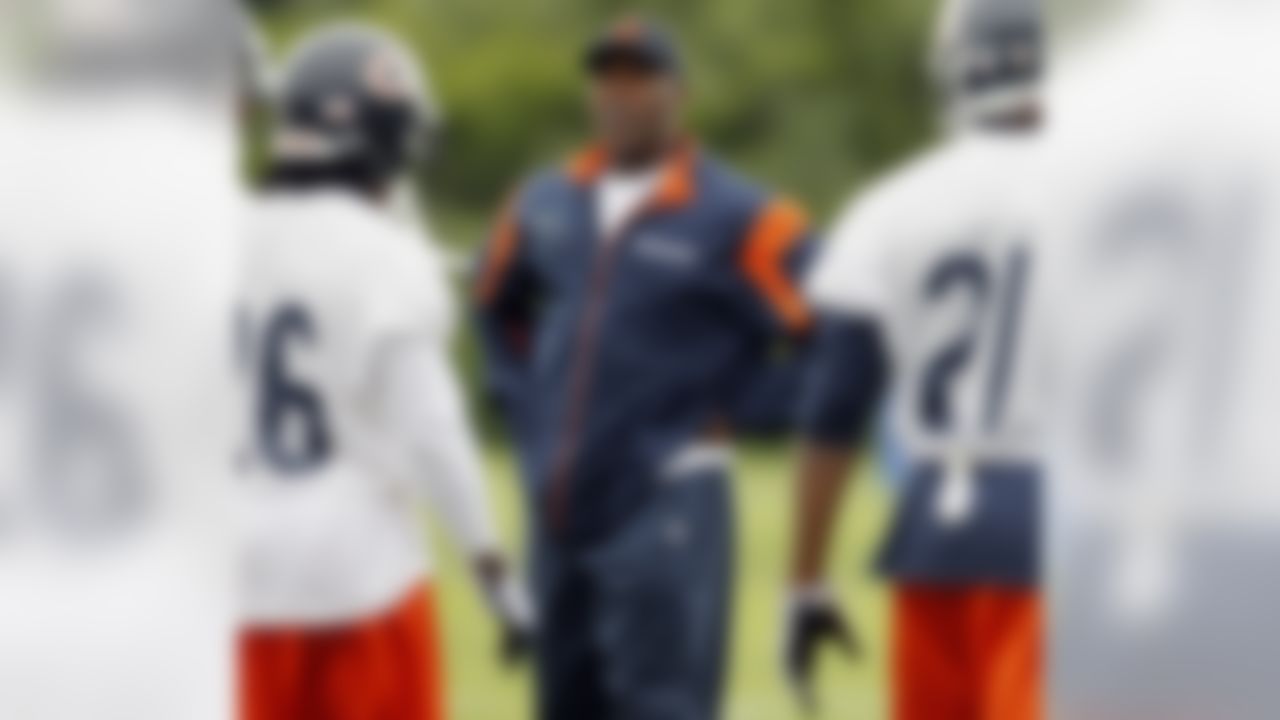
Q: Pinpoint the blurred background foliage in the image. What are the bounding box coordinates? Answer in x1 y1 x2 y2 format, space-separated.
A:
251 0 938 243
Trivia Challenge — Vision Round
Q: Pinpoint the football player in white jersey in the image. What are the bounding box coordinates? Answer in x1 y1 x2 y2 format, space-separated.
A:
0 2 246 719
237 24 531 720
1046 1 1280 718
782 0 1046 718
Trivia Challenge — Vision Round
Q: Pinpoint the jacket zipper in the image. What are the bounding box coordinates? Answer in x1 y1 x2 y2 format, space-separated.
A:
546 206 649 536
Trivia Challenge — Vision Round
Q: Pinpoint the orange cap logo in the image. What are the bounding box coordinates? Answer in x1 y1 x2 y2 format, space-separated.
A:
610 16 647 44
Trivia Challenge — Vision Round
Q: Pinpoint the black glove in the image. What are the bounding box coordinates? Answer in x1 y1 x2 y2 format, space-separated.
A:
475 554 537 668
783 585 859 713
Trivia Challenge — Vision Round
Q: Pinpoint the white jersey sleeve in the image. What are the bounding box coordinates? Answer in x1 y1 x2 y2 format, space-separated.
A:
357 226 497 551
371 338 499 557
806 188 895 319
359 228 456 366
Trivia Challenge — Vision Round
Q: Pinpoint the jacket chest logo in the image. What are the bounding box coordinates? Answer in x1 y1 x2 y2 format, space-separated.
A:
529 211 570 251
631 234 700 271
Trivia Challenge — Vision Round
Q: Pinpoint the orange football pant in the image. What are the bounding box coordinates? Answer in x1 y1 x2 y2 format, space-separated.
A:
240 583 445 720
893 585 1042 720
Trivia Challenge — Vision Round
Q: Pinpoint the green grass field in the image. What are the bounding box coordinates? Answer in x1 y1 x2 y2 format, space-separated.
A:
428 445 892 719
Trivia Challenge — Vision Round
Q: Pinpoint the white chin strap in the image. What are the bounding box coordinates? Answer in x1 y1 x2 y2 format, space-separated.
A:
946 82 1039 131
387 178 426 232
271 127 356 164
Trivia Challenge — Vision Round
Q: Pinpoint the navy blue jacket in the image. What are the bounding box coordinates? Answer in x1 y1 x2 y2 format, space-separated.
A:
475 144 814 544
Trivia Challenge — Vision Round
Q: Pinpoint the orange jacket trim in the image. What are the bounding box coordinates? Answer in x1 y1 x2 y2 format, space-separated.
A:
474 193 523 305
738 198 814 334
565 141 698 211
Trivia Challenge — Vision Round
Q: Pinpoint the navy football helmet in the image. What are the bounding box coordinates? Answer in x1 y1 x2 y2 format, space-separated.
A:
932 0 1044 124
271 23 440 189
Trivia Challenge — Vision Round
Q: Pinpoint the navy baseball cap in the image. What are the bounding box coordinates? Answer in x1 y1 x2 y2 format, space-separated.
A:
584 17 682 76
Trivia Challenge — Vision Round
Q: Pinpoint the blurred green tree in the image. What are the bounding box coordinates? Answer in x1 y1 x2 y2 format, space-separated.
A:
253 0 938 242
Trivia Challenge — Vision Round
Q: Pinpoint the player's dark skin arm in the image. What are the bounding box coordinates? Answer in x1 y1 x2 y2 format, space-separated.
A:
790 443 858 586
785 441 863 713
789 316 888 584
783 315 888 710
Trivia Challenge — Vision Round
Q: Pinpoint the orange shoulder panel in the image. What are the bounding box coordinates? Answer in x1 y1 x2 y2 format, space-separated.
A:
738 198 814 334
474 194 523 305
